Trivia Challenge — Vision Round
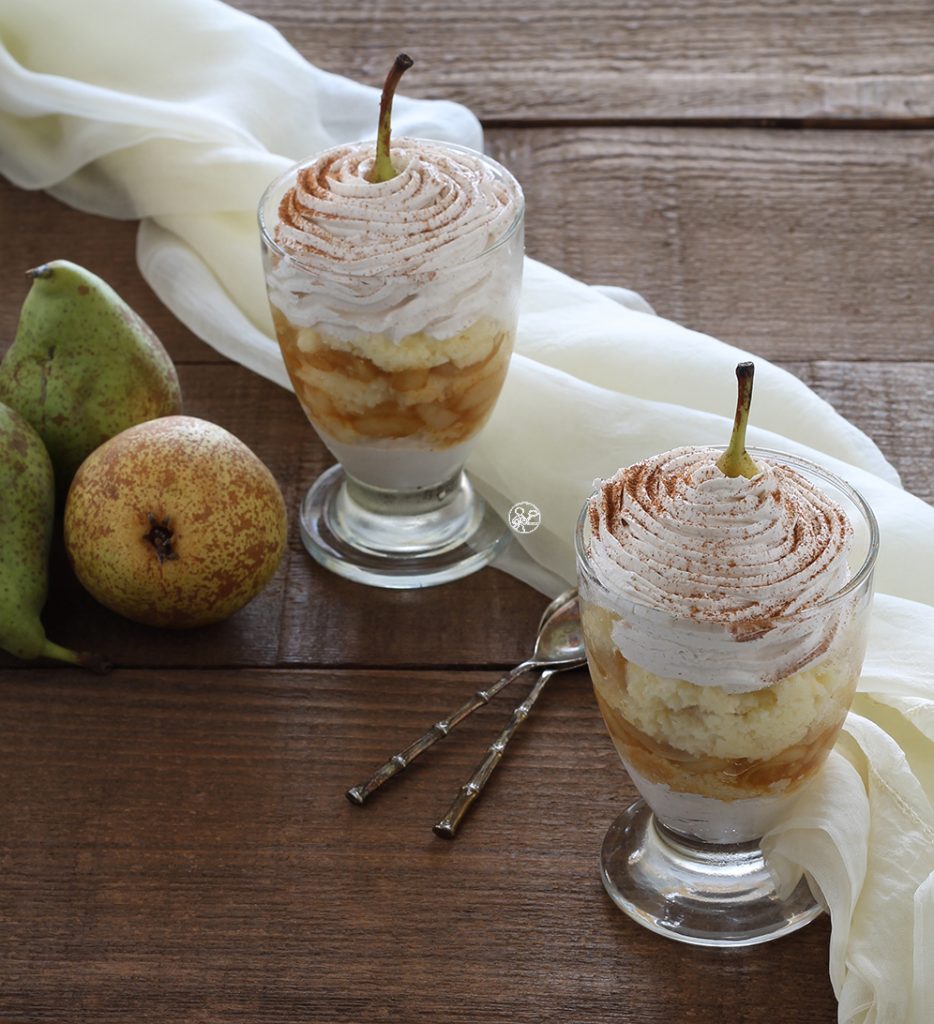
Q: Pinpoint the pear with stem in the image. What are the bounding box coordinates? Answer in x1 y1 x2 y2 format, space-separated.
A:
367 53 414 184
0 401 109 672
716 361 760 479
0 260 182 497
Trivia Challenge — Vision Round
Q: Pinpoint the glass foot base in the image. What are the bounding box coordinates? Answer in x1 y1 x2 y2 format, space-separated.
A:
298 464 511 589
600 799 823 947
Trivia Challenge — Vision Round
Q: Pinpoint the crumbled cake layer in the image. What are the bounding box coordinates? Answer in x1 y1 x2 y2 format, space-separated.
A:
582 598 862 803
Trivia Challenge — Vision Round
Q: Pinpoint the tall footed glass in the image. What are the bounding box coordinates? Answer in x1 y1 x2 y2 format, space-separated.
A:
576 448 878 947
259 140 524 588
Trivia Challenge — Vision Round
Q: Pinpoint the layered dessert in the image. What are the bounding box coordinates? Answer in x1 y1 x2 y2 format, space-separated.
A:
261 138 523 491
578 444 869 843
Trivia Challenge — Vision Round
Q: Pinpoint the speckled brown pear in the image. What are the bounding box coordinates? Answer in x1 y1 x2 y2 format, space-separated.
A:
0 260 182 495
63 416 288 629
0 401 108 671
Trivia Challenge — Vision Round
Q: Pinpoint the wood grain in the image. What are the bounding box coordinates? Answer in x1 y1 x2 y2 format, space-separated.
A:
0 355 929 678
785 360 934 505
228 0 934 121
0 179 208 362
0 359 545 674
0 666 839 1024
486 127 934 362
4 126 932 366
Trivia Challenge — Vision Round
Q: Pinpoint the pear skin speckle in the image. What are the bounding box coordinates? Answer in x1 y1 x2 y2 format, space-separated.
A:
0 260 183 495
0 402 55 658
0 401 109 670
63 416 288 629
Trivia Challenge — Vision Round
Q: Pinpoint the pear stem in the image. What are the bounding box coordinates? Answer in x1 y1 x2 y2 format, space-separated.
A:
716 361 760 479
43 640 112 675
367 53 414 184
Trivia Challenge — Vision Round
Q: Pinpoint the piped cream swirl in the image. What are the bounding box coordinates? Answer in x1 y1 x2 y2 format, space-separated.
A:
266 139 523 342
583 447 853 691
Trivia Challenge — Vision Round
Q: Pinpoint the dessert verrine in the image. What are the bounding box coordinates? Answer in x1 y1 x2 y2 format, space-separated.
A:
262 138 522 491
578 444 869 843
575 363 878 947
258 55 525 587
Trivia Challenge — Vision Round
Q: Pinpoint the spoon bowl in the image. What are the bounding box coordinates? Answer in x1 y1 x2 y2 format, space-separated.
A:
532 590 584 667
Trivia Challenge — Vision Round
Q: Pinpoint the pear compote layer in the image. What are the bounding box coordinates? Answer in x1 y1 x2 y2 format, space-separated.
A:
272 310 513 450
579 446 863 842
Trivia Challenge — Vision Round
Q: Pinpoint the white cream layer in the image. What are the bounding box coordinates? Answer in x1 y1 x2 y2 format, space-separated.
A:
585 447 853 691
626 763 801 844
323 437 475 491
267 139 522 343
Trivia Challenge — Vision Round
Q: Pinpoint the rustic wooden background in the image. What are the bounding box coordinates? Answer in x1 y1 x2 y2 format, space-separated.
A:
2 2 932 1021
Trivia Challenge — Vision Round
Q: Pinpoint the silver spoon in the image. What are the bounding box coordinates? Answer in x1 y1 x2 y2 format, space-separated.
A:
346 589 584 805
432 667 560 839
433 593 585 837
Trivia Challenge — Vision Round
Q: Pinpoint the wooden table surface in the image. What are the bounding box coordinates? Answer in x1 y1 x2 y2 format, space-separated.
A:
2 3 932 1022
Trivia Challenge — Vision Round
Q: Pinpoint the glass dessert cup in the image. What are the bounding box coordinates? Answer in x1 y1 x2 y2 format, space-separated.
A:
576 449 879 947
258 143 524 588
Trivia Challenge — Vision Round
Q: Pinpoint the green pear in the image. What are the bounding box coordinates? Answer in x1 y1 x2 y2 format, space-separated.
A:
0 260 182 494
0 401 108 671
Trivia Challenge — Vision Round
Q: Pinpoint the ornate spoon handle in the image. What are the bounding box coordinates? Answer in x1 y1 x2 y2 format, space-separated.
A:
346 660 536 805
433 669 556 839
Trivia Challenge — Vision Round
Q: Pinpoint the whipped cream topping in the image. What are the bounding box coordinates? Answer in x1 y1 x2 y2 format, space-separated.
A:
583 446 853 691
264 139 523 343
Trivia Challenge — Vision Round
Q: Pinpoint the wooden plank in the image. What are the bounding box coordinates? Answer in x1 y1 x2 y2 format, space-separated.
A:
485 126 934 363
0 360 543 674
0 666 838 1023
229 0 934 121
0 356 930 675
783 360 934 505
0 179 213 364
4 126 932 366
